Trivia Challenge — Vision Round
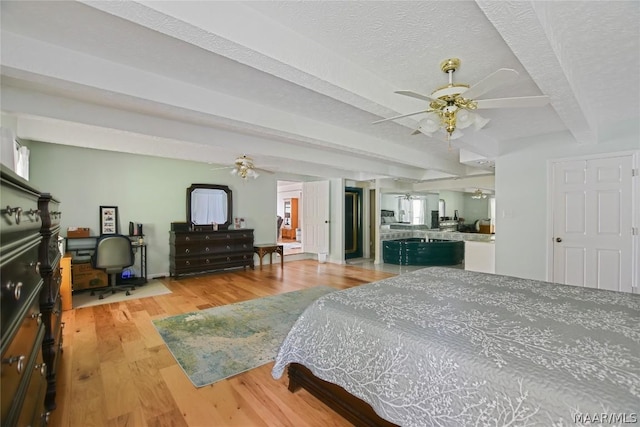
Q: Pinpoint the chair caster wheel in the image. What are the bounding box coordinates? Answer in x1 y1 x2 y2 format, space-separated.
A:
90 291 95 296
125 291 131 296
131 287 136 291
99 295 104 300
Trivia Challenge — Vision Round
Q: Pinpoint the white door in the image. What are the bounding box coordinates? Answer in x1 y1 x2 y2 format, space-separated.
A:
302 180 330 254
552 155 634 292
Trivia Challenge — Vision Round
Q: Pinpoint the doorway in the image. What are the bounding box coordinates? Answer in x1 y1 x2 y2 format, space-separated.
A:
550 152 636 292
277 180 303 256
345 187 363 259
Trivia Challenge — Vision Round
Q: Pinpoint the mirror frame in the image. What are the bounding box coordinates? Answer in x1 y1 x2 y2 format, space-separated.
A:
186 184 232 230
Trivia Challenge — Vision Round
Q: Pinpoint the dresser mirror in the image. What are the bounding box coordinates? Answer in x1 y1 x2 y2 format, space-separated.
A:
187 184 232 229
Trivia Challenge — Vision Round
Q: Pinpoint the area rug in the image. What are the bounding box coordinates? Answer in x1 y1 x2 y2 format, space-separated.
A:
152 286 336 387
73 280 172 309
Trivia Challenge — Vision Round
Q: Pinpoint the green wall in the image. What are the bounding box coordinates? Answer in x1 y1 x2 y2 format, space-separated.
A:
27 141 278 278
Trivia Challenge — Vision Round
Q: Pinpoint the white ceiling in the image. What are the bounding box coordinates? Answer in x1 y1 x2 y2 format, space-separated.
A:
1 1 638 184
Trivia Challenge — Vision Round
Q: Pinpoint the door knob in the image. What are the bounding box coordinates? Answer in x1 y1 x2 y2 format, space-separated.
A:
555 237 562 242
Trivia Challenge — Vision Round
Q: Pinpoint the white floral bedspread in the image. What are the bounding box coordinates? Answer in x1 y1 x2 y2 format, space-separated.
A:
272 267 640 427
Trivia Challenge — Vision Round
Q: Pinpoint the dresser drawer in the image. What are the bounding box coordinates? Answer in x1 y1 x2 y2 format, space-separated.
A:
171 230 254 244
1 238 43 341
171 241 237 257
172 253 253 271
235 241 253 252
0 176 42 245
14 332 47 427
1 292 43 423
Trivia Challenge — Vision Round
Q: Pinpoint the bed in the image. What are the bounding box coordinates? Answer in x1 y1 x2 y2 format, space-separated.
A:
381 209 400 225
272 267 640 426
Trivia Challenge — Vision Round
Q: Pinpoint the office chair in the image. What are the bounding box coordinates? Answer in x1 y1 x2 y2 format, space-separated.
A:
90 234 136 300
277 215 283 240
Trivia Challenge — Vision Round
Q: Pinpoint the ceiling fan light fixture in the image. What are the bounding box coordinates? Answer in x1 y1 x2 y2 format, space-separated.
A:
471 188 488 199
456 109 474 129
418 114 440 133
231 155 260 180
373 57 549 146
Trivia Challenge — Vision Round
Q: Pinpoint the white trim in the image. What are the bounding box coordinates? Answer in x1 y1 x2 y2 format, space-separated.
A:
634 151 640 292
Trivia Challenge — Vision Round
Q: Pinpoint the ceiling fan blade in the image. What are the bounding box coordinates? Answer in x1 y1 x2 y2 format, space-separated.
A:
372 109 431 124
394 90 438 102
463 68 519 100
475 95 550 109
255 167 275 174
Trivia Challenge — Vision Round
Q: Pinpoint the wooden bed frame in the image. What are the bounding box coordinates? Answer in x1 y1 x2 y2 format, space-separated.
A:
287 363 399 427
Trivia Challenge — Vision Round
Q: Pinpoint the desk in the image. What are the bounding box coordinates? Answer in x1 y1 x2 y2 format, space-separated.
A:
65 236 148 286
253 244 284 269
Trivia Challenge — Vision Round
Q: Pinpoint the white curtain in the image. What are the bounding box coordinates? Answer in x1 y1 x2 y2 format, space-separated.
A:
15 144 30 180
0 127 29 179
412 199 427 225
191 190 227 224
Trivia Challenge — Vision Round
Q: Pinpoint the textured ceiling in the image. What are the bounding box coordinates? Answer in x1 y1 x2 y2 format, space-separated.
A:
1 1 638 186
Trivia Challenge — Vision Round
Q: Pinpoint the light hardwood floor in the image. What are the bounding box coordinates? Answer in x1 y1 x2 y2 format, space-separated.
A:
50 260 396 427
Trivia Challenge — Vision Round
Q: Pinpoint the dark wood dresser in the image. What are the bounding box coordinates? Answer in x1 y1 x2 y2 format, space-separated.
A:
37 193 63 411
1 166 55 426
169 229 255 278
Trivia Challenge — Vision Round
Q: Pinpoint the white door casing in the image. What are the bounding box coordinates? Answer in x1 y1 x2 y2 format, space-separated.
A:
302 180 330 254
551 154 634 292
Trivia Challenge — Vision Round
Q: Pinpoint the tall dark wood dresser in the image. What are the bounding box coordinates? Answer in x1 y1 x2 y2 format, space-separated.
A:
170 227 255 278
1 165 62 426
37 193 63 411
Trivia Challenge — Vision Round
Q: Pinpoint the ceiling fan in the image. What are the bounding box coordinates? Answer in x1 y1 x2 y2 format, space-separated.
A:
211 155 274 180
396 193 428 201
373 58 550 141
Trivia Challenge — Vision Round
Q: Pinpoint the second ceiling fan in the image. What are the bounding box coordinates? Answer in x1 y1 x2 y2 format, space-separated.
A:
373 58 550 140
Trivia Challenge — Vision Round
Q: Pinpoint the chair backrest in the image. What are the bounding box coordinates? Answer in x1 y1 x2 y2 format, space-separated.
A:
92 234 135 274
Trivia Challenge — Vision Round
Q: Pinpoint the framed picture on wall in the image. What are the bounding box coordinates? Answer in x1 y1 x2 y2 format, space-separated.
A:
99 206 119 235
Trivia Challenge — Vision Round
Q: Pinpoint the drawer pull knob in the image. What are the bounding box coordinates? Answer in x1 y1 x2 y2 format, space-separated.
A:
31 312 43 325
30 261 41 275
35 362 47 376
185 236 190 241
185 249 190 254
205 235 210 240
2 205 23 224
185 261 191 265
205 247 210 252
5 281 23 300
205 259 210 264
2 355 26 373
226 245 231 250
42 411 51 424
26 208 41 220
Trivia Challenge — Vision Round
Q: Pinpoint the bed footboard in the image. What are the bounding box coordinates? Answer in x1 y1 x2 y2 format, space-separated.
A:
287 363 398 427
